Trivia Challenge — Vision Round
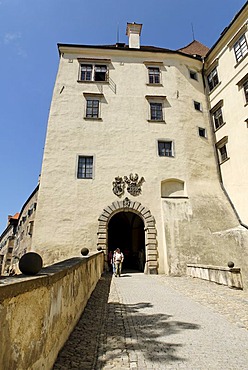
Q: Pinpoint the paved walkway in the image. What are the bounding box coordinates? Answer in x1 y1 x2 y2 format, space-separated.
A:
53 272 248 370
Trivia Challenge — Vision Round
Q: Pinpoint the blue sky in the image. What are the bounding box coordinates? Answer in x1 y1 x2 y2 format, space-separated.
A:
0 0 246 233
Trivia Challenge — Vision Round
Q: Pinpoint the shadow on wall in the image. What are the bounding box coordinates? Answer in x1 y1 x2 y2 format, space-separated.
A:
53 273 200 369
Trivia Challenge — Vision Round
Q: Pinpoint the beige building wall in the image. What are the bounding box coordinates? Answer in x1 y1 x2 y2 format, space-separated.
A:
32 40 248 284
205 4 248 225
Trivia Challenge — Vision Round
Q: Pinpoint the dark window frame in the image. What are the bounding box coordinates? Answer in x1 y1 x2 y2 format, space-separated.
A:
190 70 198 81
148 67 160 84
198 127 206 138
77 156 93 179
158 141 173 157
86 99 100 118
213 107 224 130
219 145 228 163
234 34 248 63
207 67 219 91
80 64 93 81
243 80 248 103
194 101 202 111
150 102 163 121
80 64 108 82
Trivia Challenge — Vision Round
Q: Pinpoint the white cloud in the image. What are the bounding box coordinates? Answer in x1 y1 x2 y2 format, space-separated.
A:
4 32 21 44
2 31 27 57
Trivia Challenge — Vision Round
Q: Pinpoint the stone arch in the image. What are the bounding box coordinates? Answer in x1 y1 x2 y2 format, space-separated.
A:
97 197 158 274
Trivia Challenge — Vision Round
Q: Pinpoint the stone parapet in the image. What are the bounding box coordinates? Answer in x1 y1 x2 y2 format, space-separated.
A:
186 263 243 290
0 251 104 370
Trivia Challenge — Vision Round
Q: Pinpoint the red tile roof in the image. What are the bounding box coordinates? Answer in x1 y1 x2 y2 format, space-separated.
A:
8 213 20 221
178 40 209 57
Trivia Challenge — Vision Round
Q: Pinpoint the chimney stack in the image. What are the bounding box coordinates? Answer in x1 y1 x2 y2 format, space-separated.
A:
126 22 142 49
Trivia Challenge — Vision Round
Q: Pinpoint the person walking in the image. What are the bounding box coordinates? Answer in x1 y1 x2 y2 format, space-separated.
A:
113 248 124 277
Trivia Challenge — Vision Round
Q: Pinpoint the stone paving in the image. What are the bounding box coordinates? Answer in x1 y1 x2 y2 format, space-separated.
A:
53 272 248 370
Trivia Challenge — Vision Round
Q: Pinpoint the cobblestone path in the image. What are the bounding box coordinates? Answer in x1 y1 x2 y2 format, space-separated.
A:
53 273 248 370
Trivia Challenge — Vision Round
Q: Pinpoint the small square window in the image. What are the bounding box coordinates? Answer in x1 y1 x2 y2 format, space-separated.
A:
194 101 202 111
234 34 248 63
198 127 206 138
148 67 160 84
158 141 173 157
190 70 198 80
86 99 99 118
150 102 163 121
77 156 93 179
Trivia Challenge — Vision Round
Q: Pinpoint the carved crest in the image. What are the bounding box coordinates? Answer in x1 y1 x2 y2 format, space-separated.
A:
124 173 145 196
123 197 131 208
112 176 125 197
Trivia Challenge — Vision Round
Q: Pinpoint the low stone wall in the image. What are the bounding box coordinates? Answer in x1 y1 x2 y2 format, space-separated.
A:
186 263 243 289
0 251 104 370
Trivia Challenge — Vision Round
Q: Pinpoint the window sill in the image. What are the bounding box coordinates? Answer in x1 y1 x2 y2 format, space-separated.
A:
148 119 166 123
77 177 93 180
214 121 226 132
208 81 221 94
77 80 109 84
220 157 230 165
161 196 189 199
84 117 103 121
146 83 163 87
234 53 248 68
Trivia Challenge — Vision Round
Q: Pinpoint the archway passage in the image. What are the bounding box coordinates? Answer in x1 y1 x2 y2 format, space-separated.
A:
108 211 145 271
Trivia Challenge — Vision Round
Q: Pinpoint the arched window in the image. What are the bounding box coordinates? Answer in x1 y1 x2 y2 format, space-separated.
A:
161 179 186 198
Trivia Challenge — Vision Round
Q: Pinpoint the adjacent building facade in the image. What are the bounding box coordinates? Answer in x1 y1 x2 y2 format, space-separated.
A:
0 187 38 275
1 3 248 286
204 3 248 226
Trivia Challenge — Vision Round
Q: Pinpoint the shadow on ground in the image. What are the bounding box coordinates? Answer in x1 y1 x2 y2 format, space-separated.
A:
53 273 200 369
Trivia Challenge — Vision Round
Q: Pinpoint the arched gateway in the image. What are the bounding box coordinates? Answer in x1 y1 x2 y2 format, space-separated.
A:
97 197 158 274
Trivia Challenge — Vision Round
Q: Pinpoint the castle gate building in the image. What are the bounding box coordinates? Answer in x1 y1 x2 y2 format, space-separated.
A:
32 23 248 282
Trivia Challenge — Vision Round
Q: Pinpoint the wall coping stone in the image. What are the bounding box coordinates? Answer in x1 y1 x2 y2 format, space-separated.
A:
0 252 103 302
187 263 240 272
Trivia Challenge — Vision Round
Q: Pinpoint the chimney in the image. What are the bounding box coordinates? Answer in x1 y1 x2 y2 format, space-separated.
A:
126 22 142 49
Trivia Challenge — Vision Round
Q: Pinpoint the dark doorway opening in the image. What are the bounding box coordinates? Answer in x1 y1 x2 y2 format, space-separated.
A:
108 211 145 271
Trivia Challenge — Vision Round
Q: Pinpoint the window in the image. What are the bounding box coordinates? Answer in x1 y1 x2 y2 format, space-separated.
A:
243 80 248 103
150 102 163 121
158 141 173 157
189 70 198 80
219 145 228 162
148 67 160 84
81 65 92 81
194 101 202 111
207 67 219 91
216 137 229 164
80 64 108 82
213 107 224 130
28 221 34 236
77 156 93 179
94 65 107 81
198 127 206 138
161 179 186 198
234 34 248 63
86 99 99 118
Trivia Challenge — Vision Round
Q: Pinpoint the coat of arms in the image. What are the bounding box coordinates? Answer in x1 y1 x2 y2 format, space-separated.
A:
112 176 125 197
124 173 145 196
